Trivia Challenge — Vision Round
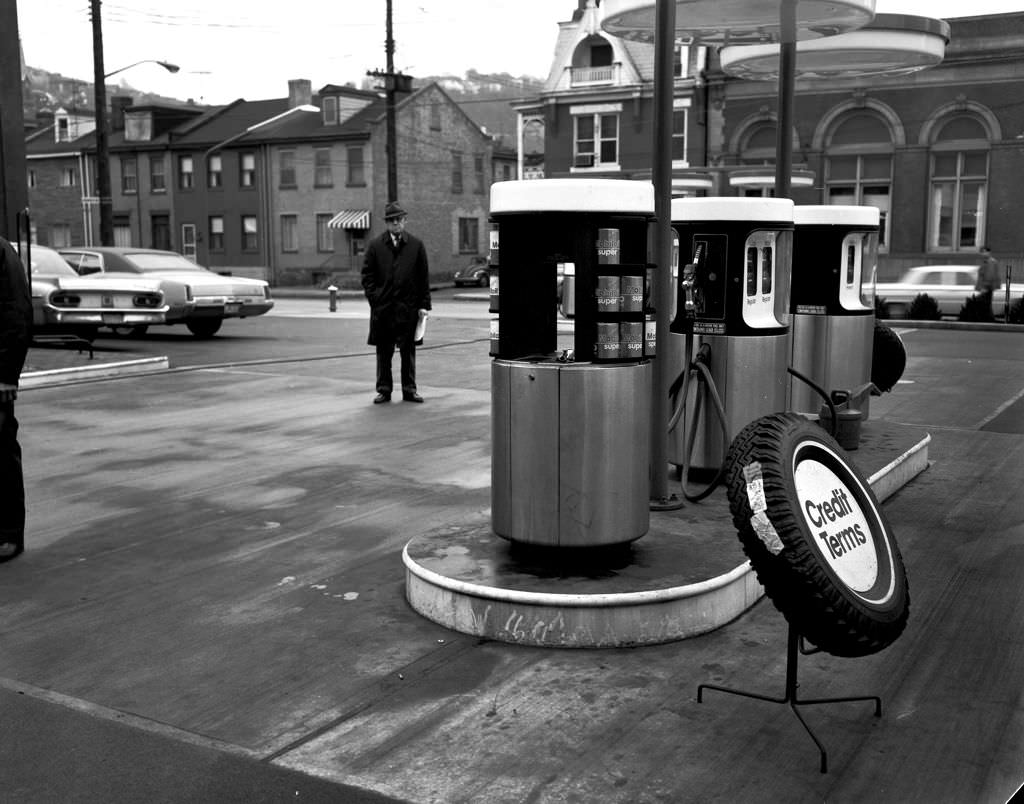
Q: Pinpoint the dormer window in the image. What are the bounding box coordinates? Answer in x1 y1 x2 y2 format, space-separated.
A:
571 36 619 86
57 117 69 142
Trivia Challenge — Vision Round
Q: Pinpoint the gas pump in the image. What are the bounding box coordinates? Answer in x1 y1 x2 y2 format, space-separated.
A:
789 206 879 425
489 179 656 547
667 198 794 487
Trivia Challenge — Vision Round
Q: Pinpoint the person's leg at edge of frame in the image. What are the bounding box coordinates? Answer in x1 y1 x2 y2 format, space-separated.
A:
0 401 25 562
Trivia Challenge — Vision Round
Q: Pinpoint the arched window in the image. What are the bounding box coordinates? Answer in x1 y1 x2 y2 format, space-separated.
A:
738 123 778 197
826 112 893 249
928 115 990 251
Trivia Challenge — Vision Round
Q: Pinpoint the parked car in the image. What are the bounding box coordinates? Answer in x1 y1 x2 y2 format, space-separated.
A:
453 256 490 288
59 247 273 337
14 243 173 341
875 265 1023 319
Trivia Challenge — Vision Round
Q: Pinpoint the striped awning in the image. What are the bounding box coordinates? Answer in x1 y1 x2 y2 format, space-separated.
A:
327 209 371 230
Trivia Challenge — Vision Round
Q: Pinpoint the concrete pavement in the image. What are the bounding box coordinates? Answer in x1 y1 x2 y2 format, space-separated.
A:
4 319 1024 803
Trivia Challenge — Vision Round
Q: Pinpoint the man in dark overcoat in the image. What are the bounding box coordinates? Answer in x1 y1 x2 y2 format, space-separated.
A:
361 201 432 403
0 235 32 563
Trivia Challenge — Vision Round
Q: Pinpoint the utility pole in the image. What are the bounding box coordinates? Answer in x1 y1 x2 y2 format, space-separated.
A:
385 0 397 203
90 0 113 246
368 0 411 204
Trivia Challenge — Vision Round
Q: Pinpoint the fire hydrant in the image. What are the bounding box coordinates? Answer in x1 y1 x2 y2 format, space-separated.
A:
327 285 338 312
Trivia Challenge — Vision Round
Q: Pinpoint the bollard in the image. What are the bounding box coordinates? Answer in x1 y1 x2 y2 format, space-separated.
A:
327 284 338 312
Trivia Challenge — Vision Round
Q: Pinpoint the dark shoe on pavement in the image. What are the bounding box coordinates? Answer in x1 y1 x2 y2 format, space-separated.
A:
403 392 424 403
0 543 23 563
373 393 391 404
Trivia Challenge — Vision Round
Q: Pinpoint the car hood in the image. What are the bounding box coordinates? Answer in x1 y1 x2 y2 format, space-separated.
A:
56 276 166 293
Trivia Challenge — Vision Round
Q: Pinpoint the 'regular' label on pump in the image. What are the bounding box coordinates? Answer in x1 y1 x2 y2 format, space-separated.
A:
795 459 878 592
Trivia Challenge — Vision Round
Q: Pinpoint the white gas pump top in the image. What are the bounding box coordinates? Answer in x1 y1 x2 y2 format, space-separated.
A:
720 14 950 81
794 206 880 227
601 0 876 44
490 179 655 215
671 197 794 223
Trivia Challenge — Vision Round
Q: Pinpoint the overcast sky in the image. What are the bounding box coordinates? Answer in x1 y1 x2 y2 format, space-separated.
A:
17 0 1024 105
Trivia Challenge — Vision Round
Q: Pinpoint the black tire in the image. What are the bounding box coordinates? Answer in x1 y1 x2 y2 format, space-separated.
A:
724 412 909 657
477 272 489 288
186 318 223 338
871 319 906 393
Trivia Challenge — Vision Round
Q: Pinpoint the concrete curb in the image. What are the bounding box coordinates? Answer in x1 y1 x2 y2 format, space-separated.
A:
21 356 171 389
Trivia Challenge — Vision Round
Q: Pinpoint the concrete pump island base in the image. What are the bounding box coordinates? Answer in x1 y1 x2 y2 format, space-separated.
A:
404 179 930 648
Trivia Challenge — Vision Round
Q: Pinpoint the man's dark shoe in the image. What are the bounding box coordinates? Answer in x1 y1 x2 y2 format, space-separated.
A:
403 392 424 403
0 543 23 563
373 393 391 404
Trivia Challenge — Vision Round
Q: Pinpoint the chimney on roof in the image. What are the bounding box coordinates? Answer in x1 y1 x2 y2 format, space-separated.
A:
288 79 313 109
110 95 133 132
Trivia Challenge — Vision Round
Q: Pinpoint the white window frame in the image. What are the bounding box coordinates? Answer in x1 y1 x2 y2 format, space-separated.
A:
240 153 256 188
279 149 297 187
207 154 222 188
316 213 334 252
570 102 621 172
928 147 988 253
672 98 691 168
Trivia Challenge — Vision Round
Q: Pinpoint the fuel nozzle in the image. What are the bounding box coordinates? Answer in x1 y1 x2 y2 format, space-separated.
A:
681 242 703 319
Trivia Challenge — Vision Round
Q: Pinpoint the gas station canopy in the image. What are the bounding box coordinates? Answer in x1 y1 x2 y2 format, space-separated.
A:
600 0 876 44
720 14 951 80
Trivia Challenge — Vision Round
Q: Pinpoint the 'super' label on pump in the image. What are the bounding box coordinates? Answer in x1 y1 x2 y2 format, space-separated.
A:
794 459 878 592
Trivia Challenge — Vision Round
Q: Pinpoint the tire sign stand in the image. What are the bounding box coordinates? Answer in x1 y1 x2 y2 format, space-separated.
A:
697 624 881 773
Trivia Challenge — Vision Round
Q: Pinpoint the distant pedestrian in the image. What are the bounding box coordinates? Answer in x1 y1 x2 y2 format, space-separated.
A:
361 201 432 404
976 246 1001 318
0 235 32 563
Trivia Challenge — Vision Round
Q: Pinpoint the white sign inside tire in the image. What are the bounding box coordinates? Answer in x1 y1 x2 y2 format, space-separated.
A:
795 456 879 593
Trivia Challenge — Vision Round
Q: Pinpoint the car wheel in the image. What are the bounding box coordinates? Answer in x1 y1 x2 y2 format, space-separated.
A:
478 273 490 288
108 325 148 338
186 318 223 338
724 412 910 657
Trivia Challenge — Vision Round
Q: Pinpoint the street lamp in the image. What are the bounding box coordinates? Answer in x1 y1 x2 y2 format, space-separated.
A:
105 59 180 80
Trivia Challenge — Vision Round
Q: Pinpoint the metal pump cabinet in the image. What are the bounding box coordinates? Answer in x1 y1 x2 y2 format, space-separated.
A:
789 205 879 417
489 179 655 547
668 197 795 473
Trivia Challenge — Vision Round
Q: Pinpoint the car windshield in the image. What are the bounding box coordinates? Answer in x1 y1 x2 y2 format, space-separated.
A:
15 244 78 277
123 253 204 272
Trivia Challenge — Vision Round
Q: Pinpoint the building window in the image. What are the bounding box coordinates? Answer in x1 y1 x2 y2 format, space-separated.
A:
209 216 225 251
430 103 441 131
928 115 990 252
57 118 69 142
27 169 37 188
281 214 298 252
279 150 296 187
316 213 334 252
346 147 365 186
458 217 479 254
207 154 222 188
241 215 258 251
150 155 166 193
314 148 333 187
351 234 365 257
322 96 338 126
503 164 512 181
452 151 463 193
113 215 131 247
825 112 894 250
240 153 256 188
178 155 194 189
474 154 485 193
672 100 690 166
572 107 619 168
121 156 138 194
673 44 690 78
60 167 76 187
50 223 72 248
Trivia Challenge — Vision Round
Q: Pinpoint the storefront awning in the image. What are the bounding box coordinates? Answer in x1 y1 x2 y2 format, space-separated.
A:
328 209 371 229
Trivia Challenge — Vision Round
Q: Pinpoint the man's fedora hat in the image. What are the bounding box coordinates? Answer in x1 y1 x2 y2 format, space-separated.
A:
384 201 407 220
